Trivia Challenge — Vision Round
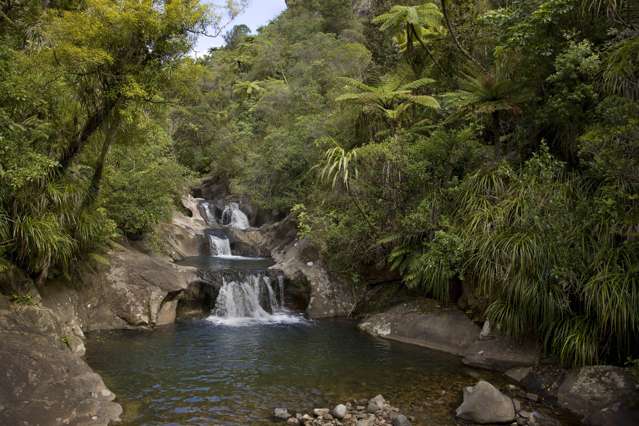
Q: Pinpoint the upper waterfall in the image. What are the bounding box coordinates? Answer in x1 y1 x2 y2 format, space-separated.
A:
222 202 250 230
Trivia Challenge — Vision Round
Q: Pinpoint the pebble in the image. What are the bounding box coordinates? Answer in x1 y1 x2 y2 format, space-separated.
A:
275 395 410 425
333 404 347 419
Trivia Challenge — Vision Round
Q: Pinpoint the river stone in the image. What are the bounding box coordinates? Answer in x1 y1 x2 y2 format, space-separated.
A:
333 404 347 419
313 408 330 417
274 407 290 420
557 366 638 417
456 380 516 424
367 394 386 412
392 414 411 426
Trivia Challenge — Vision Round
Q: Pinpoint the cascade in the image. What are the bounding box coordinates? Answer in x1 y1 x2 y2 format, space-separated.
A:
208 234 232 256
222 202 250 230
200 201 216 225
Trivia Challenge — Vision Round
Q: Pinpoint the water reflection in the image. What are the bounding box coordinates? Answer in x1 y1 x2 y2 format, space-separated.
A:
87 320 504 426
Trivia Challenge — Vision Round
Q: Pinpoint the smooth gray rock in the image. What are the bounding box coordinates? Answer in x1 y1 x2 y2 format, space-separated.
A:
557 366 638 417
333 404 347 419
359 300 480 356
456 380 516 424
367 394 386 412
392 414 412 426
274 407 290 420
507 367 533 382
41 244 196 331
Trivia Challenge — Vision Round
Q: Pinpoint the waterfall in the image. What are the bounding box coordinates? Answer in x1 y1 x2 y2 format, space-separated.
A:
200 201 216 225
208 273 303 326
277 275 285 306
208 234 232 256
222 202 250 230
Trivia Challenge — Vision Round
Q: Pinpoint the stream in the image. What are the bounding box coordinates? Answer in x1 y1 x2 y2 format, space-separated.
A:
86 319 504 426
86 200 504 425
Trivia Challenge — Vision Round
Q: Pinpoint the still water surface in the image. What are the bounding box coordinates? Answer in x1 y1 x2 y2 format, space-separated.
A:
87 319 504 426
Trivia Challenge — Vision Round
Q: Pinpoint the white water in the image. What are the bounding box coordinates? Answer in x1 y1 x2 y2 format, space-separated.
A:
207 274 305 327
222 202 250 230
208 234 232 256
201 201 216 224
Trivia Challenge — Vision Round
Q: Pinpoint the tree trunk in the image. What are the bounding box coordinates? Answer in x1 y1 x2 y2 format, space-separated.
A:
82 121 116 209
57 97 118 175
410 25 447 76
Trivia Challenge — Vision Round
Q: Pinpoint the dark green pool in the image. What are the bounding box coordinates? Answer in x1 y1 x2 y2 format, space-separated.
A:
86 319 506 426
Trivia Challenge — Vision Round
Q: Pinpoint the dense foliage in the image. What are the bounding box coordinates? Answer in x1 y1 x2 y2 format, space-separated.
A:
2 0 637 366
172 0 639 366
0 0 246 282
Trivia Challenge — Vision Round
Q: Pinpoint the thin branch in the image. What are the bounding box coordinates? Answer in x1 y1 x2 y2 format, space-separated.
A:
440 0 487 73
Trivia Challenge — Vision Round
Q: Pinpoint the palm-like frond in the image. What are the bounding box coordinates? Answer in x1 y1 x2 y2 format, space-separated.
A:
318 143 359 190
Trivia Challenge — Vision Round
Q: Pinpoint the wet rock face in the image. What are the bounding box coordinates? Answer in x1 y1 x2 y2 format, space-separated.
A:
259 217 359 318
455 380 516 424
0 298 122 426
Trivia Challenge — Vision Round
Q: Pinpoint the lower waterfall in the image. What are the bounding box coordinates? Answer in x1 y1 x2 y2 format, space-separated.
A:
207 273 304 326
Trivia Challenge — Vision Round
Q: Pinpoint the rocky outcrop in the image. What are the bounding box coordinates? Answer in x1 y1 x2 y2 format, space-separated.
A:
239 216 359 318
41 244 197 331
0 297 122 425
456 380 516 424
358 299 480 355
157 195 208 261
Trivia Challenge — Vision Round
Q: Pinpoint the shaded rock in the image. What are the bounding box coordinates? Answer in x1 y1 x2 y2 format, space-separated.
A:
0 300 122 425
392 414 411 426
521 365 568 398
455 380 516 424
584 401 639 426
367 394 386 412
358 300 480 356
507 367 533 383
463 334 540 372
557 366 638 417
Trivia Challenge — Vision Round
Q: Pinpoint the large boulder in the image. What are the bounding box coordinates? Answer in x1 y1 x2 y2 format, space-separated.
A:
42 244 197 331
557 366 638 418
455 380 516 424
0 298 122 425
358 300 480 355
